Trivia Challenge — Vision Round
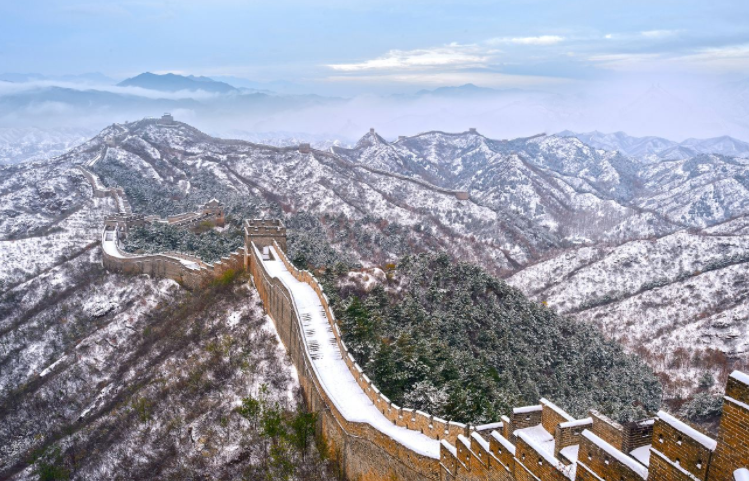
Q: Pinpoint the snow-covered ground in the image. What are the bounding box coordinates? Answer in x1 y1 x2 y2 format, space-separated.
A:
508 230 749 397
0 127 96 165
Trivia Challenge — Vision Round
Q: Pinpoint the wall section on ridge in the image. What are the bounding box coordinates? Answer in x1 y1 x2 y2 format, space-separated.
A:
247 241 442 481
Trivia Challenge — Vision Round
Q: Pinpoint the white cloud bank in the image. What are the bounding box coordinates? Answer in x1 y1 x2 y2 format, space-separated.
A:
488 35 565 46
326 44 491 72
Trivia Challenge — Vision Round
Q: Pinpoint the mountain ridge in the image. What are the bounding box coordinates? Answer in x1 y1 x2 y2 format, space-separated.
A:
561 129 749 160
117 72 239 93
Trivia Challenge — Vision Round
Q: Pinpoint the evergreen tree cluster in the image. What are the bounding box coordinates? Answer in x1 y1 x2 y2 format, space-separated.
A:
326 253 662 424
286 213 358 270
122 222 244 263
237 385 328 481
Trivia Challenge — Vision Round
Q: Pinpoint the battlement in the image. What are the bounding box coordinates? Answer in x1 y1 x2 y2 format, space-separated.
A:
437 372 749 481
244 218 287 253
708 371 749 479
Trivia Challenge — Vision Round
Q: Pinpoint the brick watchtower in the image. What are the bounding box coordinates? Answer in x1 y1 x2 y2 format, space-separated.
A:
707 371 749 479
201 198 225 224
244 218 287 253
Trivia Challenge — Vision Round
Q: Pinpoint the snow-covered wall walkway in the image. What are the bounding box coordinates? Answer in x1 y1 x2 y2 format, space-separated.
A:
248 240 449 480
259 244 440 459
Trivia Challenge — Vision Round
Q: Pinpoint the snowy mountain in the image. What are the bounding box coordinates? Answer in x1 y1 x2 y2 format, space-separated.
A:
0 126 96 165
4 118 749 447
73 120 749 268
562 130 749 161
507 227 749 398
0 137 332 479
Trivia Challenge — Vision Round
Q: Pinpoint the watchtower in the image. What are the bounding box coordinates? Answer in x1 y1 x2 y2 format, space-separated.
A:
201 198 225 224
160 113 174 124
244 219 287 253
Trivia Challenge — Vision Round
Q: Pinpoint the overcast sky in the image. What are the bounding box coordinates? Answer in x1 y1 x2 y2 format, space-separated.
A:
2 0 749 94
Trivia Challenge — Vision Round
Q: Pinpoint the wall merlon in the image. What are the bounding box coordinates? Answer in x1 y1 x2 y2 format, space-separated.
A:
590 409 625 451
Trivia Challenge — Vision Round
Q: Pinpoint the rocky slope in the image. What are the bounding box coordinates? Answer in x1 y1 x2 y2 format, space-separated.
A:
507 227 749 398
0 152 333 480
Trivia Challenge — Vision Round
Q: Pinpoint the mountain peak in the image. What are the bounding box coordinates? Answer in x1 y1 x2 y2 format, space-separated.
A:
354 128 388 148
117 72 238 93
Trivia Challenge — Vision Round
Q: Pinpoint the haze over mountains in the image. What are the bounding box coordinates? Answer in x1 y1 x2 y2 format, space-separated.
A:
561 130 749 161
2 71 749 143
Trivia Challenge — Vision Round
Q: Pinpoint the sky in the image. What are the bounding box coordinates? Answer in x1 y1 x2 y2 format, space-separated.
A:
2 0 749 95
1 1 749 141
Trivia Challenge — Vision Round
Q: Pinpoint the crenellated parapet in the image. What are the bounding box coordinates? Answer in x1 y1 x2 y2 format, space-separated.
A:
244 218 287 253
101 225 246 289
439 370 749 481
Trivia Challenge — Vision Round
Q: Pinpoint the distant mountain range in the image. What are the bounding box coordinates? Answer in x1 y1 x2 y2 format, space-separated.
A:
559 130 749 161
414 83 522 98
117 72 239 93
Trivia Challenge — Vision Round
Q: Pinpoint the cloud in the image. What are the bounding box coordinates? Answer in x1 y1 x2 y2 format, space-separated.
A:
488 35 565 46
640 30 678 39
327 45 491 72
323 71 568 89
587 42 749 74
587 52 663 68
674 44 749 72
0 80 226 100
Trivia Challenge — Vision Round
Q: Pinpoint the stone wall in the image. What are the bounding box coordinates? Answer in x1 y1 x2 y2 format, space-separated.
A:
245 219 287 253
622 419 654 453
650 413 713 480
555 418 592 459
589 410 624 451
248 241 442 481
541 398 574 435
576 431 647 481
701 372 749 480
514 437 570 481
101 227 245 290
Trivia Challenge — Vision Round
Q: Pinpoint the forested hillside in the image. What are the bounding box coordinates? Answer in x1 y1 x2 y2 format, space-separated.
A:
322 253 662 424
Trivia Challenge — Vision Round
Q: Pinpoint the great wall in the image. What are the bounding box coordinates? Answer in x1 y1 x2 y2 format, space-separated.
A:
76 130 749 481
